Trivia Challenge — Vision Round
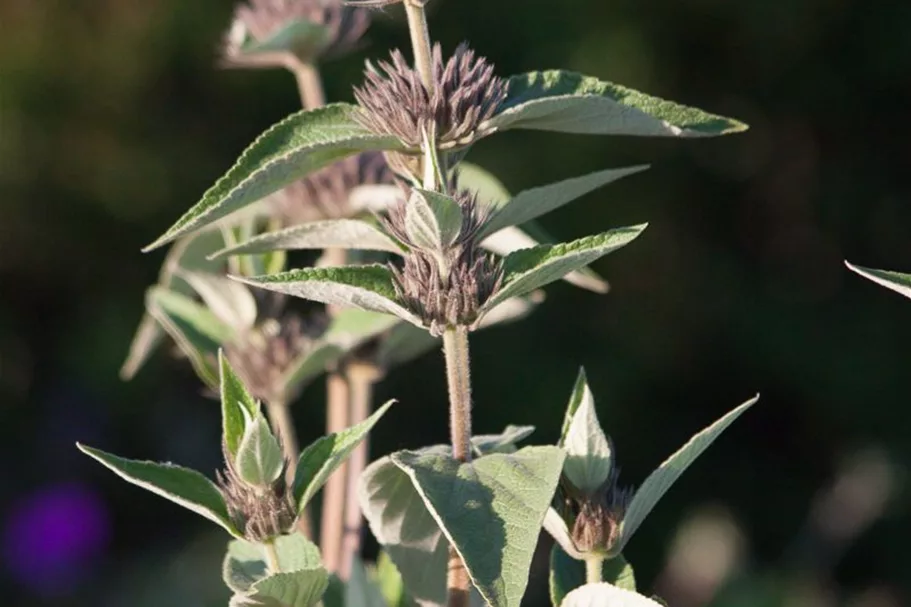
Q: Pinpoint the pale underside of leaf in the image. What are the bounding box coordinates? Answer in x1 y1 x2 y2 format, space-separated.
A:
614 394 759 555
845 262 911 300
563 379 613 494
543 508 584 560
179 270 259 331
144 104 403 251
210 219 404 260
391 446 566 607
488 71 748 137
236 415 285 488
482 225 648 313
77 443 238 536
559 583 662 607
233 265 422 326
560 368 590 447
549 545 636 606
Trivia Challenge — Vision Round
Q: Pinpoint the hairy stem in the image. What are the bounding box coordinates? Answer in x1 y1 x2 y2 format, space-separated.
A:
321 367 351 574
339 362 382 580
265 398 312 539
285 56 326 109
443 326 473 607
585 555 604 585
404 0 434 92
264 540 282 574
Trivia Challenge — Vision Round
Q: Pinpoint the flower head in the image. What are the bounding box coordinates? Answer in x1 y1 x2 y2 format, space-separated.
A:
558 469 634 555
354 43 506 150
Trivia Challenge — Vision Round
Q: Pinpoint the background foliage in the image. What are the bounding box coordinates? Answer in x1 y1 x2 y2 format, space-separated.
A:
1 0 909 605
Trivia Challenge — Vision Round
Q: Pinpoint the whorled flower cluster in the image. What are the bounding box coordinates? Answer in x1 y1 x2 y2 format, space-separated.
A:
271 152 393 224
217 443 297 542
354 43 507 150
559 469 634 554
384 190 503 335
224 0 370 64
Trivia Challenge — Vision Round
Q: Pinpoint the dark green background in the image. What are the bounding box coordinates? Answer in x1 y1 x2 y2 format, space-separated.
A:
1 0 909 605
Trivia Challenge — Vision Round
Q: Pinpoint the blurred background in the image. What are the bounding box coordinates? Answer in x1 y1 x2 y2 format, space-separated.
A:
1 0 909 605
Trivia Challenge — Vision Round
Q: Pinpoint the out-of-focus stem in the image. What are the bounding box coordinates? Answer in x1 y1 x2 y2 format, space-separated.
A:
285 55 326 109
321 366 351 574
586 556 604 585
404 1 434 92
264 540 282 574
338 362 382 580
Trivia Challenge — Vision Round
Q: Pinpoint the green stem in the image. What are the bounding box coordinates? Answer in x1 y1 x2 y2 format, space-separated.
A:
404 0 435 92
264 540 282 574
442 327 472 462
585 555 604 585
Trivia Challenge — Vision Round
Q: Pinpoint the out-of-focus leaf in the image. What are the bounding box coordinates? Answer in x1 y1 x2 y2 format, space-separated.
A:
559 583 661 607
179 271 258 331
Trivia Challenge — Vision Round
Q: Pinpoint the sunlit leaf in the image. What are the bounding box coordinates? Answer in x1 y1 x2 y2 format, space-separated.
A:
220 351 261 457
845 262 911 301
559 583 662 607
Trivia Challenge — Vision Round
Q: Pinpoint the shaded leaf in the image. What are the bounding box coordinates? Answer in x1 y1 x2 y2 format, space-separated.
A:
482 226 648 313
489 71 748 136
471 425 535 456
294 400 394 510
234 568 329 607
543 508 584 560
144 104 404 250
560 583 662 607
392 446 566 607
550 547 636 606
559 369 589 447
220 351 261 457
845 262 911 300
237 19 328 59
563 376 613 494
374 552 409 607
614 395 759 555
233 265 422 326
77 444 237 536
347 556 387 607
179 271 259 331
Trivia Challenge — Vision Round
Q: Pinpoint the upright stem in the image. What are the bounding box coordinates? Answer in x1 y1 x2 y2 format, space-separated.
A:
321 366 351 574
585 556 604 585
265 398 313 539
264 541 282 574
442 326 473 607
404 1 435 92
339 362 381 580
285 56 326 109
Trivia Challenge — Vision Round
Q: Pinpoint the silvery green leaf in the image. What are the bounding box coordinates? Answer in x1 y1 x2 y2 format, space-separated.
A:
560 369 589 447
349 184 406 214
563 375 613 494
121 229 224 380
294 400 394 510
359 448 452 607
613 395 759 556
550 547 636 606
233 265 422 327
220 351 261 457
179 271 258 332
392 446 566 607
454 162 511 208
481 226 648 313
237 19 329 59
471 425 535 456
224 533 324 594
346 557 387 607
488 71 748 137
233 568 329 607
559 583 661 607
543 508 584 560
145 286 231 387
144 104 404 251
209 219 404 260
236 415 285 488
408 189 464 251
845 262 911 300
477 292 540 327
77 443 238 537
480 167 648 239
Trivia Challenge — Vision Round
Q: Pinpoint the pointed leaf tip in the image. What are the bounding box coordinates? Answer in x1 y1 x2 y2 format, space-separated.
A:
845 261 911 300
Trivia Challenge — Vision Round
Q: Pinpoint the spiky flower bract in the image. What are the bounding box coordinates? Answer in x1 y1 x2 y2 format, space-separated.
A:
559 469 634 555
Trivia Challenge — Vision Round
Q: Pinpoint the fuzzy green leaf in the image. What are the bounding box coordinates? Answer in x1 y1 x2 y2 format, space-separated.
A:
406 190 464 252
392 446 566 607
224 534 324 594
77 444 237 536
614 395 759 555
179 271 259 331
144 104 404 251
233 568 329 607
233 265 422 326
237 19 328 59
294 400 394 510
560 583 662 607
471 425 536 456
481 167 648 239
559 369 589 447
489 71 748 137
550 547 636 606
210 219 404 260
220 351 261 457
563 376 613 494
483 226 647 313
845 262 911 300
236 415 285 488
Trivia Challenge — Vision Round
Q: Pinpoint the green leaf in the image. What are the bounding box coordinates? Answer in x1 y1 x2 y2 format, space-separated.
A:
549 546 636 606
210 219 404 260
845 262 911 300
405 190 464 252
392 446 567 607
294 400 394 510
489 71 748 137
480 167 648 239
121 229 225 380
224 533 324 593
482 226 648 313
145 286 231 387
220 351 261 457
543 508 583 560
471 425 535 456
179 271 259 331
374 552 408 607
559 369 589 447
236 415 285 488
238 19 329 59
359 448 452 607
559 583 662 607
234 568 329 607
614 395 759 555
346 557 387 607
563 375 613 494
233 265 422 326
455 162 512 208
144 104 404 251
77 443 237 536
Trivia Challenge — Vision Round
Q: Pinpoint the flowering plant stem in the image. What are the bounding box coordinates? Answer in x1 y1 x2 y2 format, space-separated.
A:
443 326 473 607
585 556 604 585
264 540 282 574
404 0 435 91
286 56 326 109
265 397 314 539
